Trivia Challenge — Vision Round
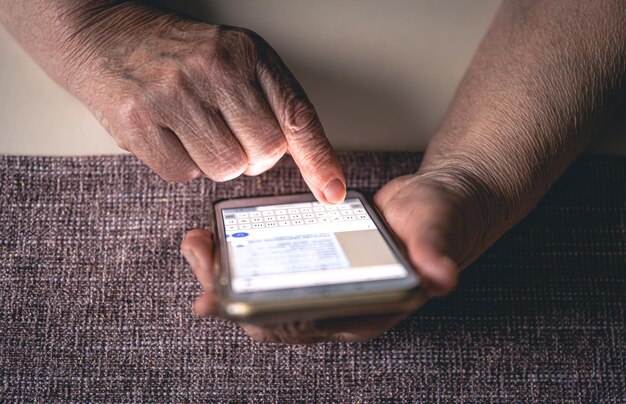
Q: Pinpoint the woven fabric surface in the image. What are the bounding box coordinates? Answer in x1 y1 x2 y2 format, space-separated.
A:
0 153 624 402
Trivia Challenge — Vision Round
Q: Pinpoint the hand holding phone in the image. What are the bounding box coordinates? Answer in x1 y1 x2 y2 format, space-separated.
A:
182 177 466 343
181 227 420 343
214 191 426 323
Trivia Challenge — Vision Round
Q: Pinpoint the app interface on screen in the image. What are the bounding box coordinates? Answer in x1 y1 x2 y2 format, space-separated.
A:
221 198 409 293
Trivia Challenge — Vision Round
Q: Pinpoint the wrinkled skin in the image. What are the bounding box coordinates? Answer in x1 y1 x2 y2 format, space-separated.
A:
181 174 481 343
58 7 347 203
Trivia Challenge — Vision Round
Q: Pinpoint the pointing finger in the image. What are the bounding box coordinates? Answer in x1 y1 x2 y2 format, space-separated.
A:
256 46 346 203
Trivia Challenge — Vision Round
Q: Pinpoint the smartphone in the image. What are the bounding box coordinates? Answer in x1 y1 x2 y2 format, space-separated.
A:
213 191 426 324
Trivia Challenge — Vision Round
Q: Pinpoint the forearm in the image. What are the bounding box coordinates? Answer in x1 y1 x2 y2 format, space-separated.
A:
0 1 173 94
420 0 626 243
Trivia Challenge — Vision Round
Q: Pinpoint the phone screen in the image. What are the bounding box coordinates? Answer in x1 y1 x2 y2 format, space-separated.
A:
220 197 410 293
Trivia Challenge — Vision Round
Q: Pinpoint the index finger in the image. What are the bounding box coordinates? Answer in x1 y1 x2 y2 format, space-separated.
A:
256 46 346 204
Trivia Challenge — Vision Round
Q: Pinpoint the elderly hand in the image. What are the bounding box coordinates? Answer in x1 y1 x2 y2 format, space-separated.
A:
65 5 346 203
180 173 486 343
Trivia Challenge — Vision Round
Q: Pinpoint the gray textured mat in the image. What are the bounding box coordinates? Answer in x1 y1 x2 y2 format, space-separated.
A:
0 153 624 402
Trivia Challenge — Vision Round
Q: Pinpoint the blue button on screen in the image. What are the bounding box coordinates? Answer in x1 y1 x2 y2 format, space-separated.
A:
232 232 249 238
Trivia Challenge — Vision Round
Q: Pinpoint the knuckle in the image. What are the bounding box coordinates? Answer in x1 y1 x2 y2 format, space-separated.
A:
220 26 262 50
209 159 247 182
163 67 187 88
284 99 319 134
117 96 146 128
157 67 189 100
211 26 262 79
132 141 201 183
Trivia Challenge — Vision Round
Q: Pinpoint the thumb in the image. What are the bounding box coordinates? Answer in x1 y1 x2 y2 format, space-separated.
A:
375 178 462 296
403 207 461 296
283 106 346 204
408 241 458 296
256 48 346 204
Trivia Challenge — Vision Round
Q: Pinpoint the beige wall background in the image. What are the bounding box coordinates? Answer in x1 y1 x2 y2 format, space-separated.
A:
1 0 624 155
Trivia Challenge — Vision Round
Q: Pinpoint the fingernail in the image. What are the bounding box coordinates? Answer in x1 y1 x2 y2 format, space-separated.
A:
323 178 346 204
181 248 198 268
